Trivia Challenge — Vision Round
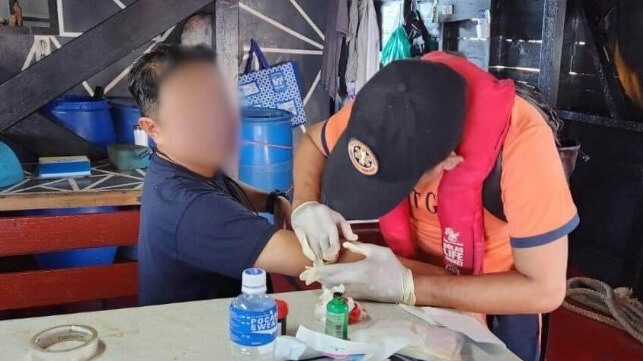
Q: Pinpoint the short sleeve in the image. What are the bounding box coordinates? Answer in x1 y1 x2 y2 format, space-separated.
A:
176 193 277 278
321 102 353 155
501 98 579 248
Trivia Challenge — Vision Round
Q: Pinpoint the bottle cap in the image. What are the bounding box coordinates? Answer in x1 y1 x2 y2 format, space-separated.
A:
276 299 289 318
333 292 343 299
242 268 267 294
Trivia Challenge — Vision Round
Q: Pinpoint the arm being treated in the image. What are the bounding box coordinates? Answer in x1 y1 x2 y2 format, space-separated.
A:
293 121 327 208
413 237 568 314
255 229 364 277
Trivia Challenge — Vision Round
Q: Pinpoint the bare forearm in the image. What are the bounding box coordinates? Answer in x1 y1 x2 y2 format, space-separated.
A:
399 257 450 276
293 126 326 208
255 230 365 278
414 271 565 314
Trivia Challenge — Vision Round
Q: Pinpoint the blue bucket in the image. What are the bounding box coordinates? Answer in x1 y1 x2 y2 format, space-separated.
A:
239 108 293 223
109 97 155 148
47 95 116 151
109 97 140 144
31 207 119 269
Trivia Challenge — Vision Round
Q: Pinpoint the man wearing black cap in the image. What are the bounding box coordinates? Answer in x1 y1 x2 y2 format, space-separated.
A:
292 52 579 360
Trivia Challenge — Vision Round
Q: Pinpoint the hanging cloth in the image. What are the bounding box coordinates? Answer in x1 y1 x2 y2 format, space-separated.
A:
346 0 381 98
321 0 350 99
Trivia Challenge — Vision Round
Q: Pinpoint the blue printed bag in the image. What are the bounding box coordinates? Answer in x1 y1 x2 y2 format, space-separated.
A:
238 40 307 127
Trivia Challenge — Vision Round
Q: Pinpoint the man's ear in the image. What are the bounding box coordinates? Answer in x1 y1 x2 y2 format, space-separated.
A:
442 152 464 171
139 117 160 144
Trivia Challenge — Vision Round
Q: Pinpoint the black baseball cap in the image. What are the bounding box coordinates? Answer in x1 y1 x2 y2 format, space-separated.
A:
322 59 467 220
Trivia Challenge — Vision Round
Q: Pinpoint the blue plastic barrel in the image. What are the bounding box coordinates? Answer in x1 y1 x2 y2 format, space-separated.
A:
47 95 116 151
31 207 119 269
239 108 294 197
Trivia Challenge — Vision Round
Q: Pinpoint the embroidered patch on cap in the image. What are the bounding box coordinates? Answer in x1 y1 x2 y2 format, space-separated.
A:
348 139 378 176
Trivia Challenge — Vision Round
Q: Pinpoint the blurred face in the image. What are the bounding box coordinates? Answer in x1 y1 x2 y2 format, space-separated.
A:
142 61 238 171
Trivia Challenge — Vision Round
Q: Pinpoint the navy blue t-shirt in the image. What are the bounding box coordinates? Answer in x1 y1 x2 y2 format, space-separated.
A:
138 155 276 306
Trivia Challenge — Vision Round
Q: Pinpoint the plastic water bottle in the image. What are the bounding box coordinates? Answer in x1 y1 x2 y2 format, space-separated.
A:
229 268 278 360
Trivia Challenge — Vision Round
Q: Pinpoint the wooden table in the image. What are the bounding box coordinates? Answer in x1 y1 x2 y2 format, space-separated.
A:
0 162 143 211
0 290 519 361
0 163 142 311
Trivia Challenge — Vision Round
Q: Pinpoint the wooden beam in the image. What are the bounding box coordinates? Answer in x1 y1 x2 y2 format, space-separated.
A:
488 0 505 68
214 0 239 84
576 0 628 119
0 190 141 212
558 110 643 133
538 0 567 106
214 0 239 177
0 210 140 256
0 0 214 133
47 0 59 35
0 263 137 310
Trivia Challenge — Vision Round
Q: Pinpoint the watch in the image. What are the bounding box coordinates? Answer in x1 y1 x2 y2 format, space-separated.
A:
266 190 289 214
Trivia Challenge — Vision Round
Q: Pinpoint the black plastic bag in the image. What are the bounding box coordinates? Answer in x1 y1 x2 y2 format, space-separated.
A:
403 0 430 57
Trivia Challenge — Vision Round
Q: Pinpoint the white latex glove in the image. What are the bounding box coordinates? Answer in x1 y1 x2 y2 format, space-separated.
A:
291 201 358 263
300 242 416 305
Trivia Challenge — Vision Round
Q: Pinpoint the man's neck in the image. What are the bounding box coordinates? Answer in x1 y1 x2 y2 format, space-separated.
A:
156 148 218 179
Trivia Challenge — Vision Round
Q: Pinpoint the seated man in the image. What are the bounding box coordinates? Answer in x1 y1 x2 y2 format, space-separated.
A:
128 44 359 306
293 53 578 361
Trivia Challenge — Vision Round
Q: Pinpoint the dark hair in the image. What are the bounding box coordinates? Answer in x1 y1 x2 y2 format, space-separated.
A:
128 43 215 117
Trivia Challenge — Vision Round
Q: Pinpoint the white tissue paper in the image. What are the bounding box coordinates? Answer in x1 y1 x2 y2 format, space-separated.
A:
313 285 368 324
273 335 318 360
273 320 463 361
298 325 384 359
351 320 463 361
273 329 373 361
399 304 505 347
314 285 345 322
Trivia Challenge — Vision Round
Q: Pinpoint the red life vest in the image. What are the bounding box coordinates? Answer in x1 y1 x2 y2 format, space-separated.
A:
378 52 516 275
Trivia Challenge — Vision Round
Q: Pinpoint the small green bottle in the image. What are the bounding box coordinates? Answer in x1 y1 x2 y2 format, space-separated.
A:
325 292 349 340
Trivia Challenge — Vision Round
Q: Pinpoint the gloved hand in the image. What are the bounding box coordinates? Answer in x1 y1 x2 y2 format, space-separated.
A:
291 201 358 263
300 242 416 305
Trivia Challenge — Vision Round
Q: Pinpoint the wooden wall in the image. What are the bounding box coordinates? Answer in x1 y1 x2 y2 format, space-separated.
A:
489 0 642 119
0 0 330 134
451 0 643 293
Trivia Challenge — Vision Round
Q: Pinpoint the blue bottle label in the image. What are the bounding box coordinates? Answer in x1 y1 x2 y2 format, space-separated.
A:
229 304 278 346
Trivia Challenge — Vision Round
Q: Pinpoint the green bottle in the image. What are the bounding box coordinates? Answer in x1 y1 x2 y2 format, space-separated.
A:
325 292 349 340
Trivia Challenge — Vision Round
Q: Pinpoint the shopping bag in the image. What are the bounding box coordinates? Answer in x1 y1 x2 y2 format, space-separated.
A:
381 27 412 66
381 3 412 66
238 39 307 127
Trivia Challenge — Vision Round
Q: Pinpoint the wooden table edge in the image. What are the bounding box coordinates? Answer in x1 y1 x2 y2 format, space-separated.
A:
0 190 142 211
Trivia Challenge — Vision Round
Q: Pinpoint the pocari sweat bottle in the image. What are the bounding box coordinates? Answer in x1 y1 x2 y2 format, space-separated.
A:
229 268 278 360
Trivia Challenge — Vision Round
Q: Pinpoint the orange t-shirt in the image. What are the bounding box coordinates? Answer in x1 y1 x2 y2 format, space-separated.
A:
322 97 578 273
